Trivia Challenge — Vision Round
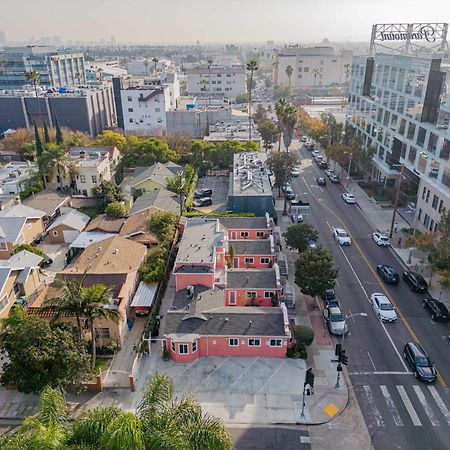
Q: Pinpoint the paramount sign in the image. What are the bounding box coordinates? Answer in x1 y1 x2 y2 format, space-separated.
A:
380 25 436 42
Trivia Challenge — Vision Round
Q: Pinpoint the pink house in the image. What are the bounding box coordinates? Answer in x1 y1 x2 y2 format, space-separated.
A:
164 288 291 363
229 235 275 269
219 215 272 240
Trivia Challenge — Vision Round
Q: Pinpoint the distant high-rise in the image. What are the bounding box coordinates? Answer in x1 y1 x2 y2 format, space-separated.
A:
0 46 86 90
0 31 6 46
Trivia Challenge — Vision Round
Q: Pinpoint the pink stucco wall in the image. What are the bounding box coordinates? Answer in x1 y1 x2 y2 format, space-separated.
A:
168 335 288 362
226 229 270 240
232 254 275 269
175 273 215 291
224 289 279 307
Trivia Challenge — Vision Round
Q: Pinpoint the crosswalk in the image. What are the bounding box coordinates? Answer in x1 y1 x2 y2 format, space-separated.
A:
357 384 450 429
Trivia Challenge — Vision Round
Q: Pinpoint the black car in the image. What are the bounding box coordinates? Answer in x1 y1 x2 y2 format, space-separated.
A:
422 297 450 321
316 177 326 186
193 197 212 207
377 265 399 285
318 161 328 169
194 188 213 198
403 343 436 382
403 271 428 292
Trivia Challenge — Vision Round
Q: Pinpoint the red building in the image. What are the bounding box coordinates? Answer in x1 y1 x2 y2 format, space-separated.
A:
229 236 275 269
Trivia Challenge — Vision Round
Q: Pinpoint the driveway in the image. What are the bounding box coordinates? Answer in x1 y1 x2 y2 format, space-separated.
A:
37 243 68 281
154 356 308 424
193 176 228 213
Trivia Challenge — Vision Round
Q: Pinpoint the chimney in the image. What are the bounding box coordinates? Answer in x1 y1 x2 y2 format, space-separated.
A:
249 320 252 327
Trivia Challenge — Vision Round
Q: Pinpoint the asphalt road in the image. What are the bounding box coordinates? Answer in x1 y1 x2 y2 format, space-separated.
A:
288 141 450 450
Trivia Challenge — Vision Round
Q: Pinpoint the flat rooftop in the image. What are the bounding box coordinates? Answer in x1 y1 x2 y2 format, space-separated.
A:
227 268 279 290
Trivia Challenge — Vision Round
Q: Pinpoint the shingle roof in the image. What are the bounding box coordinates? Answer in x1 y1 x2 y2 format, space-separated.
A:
129 188 180 215
0 204 45 219
119 211 159 246
219 216 269 230
230 239 272 255
226 269 279 289
129 162 182 188
0 250 43 269
85 214 125 233
22 189 69 216
47 209 90 232
0 217 27 243
0 267 11 292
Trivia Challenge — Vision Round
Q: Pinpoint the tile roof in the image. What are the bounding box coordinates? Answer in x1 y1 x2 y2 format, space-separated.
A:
226 268 279 289
63 235 147 275
0 217 27 243
85 214 125 233
129 188 180 215
0 204 45 219
47 209 90 232
230 239 272 255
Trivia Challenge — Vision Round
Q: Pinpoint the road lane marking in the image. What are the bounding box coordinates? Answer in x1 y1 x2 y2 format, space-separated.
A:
380 385 404 426
397 385 422 426
413 385 440 426
304 181 447 387
428 386 450 427
367 351 377 371
362 385 385 427
349 371 412 375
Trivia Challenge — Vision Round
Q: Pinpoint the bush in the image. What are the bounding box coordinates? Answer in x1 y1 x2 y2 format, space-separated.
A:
294 325 315 347
184 212 256 218
140 248 168 282
105 201 129 218
13 243 47 259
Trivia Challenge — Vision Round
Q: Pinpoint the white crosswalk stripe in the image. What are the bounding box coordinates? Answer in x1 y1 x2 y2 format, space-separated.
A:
380 385 404 426
363 385 385 427
396 385 422 427
412 386 440 426
428 386 450 427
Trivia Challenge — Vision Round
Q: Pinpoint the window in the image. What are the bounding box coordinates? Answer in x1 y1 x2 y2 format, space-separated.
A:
298 75 302 79
260 257 270 264
92 175 97 184
264 291 273 298
80 175 86 183
192 341 197 352
0 242 8 251
13 283 20 296
95 328 110 339
0 295 8 313
229 291 236 305
171 341 175 352
269 339 282 347
155 107 160 112
304 67 309 73
129 118 133 123
424 214 430 228
256 231 265 237
240 232 249 238
128 108 133 112
418 208 422 222
52 230 58 236
244 257 254 265
246 292 257 299
430 219 435 231
229 338 239 346
248 338 261 347
179 344 188 354
127 96 132 101
439 200 444 213
426 189 430 203
432 195 439 210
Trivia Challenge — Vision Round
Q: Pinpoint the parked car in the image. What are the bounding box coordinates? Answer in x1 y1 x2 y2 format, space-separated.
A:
324 299 340 309
318 161 328 169
322 289 336 301
329 174 339 183
403 342 436 382
312 150 320 157
193 197 212 207
422 297 450 321
324 169 335 178
342 193 356 204
39 256 53 268
324 306 348 336
291 168 300 177
286 188 295 200
403 270 428 292
291 213 304 223
370 293 397 322
316 177 326 186
377 264 400 285
333 227 351 246
194 188 213 198
281 183 292 192
308 238 317 248
372 232 390 247
301 136 307 142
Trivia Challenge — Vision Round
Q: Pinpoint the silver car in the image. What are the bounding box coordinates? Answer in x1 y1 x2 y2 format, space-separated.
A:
325 306 348 335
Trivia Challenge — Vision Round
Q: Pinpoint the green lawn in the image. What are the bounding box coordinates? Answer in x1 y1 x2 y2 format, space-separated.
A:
94 356 113 375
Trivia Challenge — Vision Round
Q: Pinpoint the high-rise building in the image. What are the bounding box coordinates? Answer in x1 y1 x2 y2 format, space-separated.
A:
0 46 86 90
347 23 450 233
0 31 6 46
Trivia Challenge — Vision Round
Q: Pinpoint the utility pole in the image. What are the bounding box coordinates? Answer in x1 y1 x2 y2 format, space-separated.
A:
346 152 353 190
301 368 315 418
389 164 404 238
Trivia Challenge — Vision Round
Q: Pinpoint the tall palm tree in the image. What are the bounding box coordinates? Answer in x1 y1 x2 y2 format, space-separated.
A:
82 284 121 369
344 63 352 99
275 98 288 151
246 59 258 141
25 70 42 125
312 68 320 105
285 65 293 92
38 144 77 191
143 58 149 76
282 103 298 152
151 57 158 76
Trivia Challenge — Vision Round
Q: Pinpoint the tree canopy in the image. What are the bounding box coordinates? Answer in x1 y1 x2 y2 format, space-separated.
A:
92 180 124 207
94 130 128 151
283 223 319 252
257 118 278 150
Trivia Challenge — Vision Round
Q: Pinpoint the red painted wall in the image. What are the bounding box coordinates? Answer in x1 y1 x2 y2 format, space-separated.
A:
175 272 215 291
226 229 270 240
168 335 288 362
224 289 279 307
232 254 275 269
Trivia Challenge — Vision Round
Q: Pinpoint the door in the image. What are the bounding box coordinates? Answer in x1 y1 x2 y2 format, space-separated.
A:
231 232 237 240
233 257 239 268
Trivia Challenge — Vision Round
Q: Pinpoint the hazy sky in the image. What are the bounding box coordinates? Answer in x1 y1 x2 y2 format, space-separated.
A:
2 0 450 44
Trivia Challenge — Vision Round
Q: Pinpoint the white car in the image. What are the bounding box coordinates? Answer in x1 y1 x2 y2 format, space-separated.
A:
342 193 356 204
312 150 320 157
333 227 351 246
372 232 390 247
370 293 397 322
291 168 300 177
291 213 304 223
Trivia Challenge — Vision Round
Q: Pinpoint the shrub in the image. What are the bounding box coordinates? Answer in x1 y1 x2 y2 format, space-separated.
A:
294 325 314 347
105 201 129 218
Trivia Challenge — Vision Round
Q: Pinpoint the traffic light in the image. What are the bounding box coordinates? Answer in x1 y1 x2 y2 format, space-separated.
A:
335 343 342 356
339 349 349 366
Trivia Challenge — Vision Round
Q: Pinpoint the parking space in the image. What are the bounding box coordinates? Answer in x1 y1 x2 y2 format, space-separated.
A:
193 176 228 213
155 356 307 424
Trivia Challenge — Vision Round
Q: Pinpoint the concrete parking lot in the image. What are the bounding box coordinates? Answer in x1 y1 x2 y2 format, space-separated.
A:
193 176 228 213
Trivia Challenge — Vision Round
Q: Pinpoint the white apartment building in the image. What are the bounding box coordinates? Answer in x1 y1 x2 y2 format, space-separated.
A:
160 72 181 109
348 53 450 233
72 152 112 196
185 66 246 100
274 46 353 90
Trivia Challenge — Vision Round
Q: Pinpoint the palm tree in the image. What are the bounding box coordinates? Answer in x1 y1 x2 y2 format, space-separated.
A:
246 59 258 141
282 103 298 151
143 58 149 76
151 57 158 76
312 68 320 105
285 65 293 92
344 63 352 99
25 70 42 124
38 144 77 191
275 98 288 151
74 72 81 85
82 284 121 369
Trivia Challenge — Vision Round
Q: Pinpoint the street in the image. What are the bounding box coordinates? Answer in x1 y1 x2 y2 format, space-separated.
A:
288 141 450 450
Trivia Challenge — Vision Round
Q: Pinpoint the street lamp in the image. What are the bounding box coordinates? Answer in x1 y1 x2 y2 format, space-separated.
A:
344 151 353 190
389 163 406 238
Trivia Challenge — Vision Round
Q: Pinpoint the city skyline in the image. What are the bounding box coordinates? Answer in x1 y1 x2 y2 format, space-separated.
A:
1 0 449 44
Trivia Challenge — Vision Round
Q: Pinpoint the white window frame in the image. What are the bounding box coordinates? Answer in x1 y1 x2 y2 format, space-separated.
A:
192 341 197 352
240 231 249 238
80 175 86 183
248 338 261 347
171 341 175 352
244 257 254 265
0 294 8 313
0 242 8 251
264 291 273 298
260 257 270 264
92 175 97 184
229 291 236 305
246 291 257 299
229 338 239 347
269 339 282 347
52 230 58 236
179 344 189 354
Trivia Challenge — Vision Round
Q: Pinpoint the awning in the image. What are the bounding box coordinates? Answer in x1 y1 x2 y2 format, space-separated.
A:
130 282 158 308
